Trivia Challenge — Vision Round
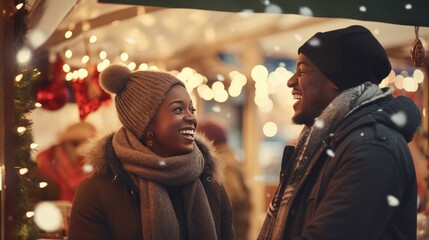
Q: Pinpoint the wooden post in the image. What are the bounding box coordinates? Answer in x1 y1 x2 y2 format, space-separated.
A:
0 0 17 239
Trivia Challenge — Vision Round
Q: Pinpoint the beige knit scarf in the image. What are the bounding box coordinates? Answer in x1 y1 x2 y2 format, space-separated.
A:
112 127 217 240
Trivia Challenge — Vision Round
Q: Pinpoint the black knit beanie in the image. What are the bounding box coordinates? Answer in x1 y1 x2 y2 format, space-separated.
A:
298 25 392 90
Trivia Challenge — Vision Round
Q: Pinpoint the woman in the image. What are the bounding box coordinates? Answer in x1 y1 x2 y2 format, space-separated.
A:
68 64 235 240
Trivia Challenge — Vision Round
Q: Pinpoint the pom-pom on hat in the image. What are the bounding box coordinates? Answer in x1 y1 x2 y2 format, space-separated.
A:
298 25 392 90
100 64 185 139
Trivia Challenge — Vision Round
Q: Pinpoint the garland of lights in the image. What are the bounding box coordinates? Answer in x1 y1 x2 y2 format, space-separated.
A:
13 0 40 239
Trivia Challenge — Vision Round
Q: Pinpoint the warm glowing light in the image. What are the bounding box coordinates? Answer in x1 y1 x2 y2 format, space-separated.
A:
66 72 74 81
81 55 89 64
15 74 23 82
39 182 48 188
19 168 28 175
139 63 149 71
16 3 24 10
62 64 70 73
120 52 129 62
413 69 424 83
64 31 73 39
403 77 418 92
35 103 42 108
65 50 73 58
212 81 225 92
263 122 278 137
251 65 269 81
26 211 35 218
213 90 228 102
30 143 39 150
89 35 97 43
127 62 136 70
99 51 107 60
78 68 89 79
17 126 27 134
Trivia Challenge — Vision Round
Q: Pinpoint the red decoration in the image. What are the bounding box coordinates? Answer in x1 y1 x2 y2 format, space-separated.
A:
35 81 68 110
411 26 425 68
72 66 111 120
34 54 68 110
411 38 425 67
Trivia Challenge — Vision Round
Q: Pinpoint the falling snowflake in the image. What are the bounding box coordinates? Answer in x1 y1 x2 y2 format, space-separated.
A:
299 6 313 16
377 108 383 112
212 105 221 112
387 195 400 207
326 149 335 157
260 0 270 5
360 132 365 137
390 111 407 127
82 163 94 173
359 5 367 12
159 160 166 166
34 202 63 232
308 37 320 47
265 4 282 14
253 175 266 182
314 119 324 129
39 182 48 188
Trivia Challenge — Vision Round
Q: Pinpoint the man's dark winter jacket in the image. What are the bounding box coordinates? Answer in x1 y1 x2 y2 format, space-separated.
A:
279 95 420 240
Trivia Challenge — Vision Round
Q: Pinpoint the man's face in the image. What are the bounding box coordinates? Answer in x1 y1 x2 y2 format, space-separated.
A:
287 53 341 126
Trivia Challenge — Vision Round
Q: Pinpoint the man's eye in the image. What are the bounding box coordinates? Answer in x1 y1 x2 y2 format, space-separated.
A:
190 107 196 114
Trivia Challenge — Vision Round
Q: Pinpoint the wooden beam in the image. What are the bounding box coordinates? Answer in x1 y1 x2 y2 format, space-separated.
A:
38 6 163 51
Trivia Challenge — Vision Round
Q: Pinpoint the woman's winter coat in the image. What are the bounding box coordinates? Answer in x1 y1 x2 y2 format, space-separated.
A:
68 134 234 240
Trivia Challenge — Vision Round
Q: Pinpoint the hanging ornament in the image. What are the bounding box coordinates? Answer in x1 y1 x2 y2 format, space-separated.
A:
72 65 111 120
33 54 68 110
410 26 425 67
34 80 68 110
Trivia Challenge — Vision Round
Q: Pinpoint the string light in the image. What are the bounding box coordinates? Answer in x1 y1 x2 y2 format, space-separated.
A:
17 126 26 134
19 168 28 175
64 31 73 39
15 73 23 82
16 3 24 10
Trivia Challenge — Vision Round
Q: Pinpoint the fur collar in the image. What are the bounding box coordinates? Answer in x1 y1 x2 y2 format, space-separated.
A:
80 131 225 183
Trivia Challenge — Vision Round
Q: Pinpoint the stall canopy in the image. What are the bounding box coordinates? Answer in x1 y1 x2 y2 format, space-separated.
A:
99 0 429 27
27 0 429 80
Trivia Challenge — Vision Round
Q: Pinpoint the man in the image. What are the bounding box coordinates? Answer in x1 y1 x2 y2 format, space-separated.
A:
258 25 421 240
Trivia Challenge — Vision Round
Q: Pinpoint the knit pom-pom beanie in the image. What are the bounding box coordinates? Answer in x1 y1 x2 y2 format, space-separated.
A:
99 64 185 139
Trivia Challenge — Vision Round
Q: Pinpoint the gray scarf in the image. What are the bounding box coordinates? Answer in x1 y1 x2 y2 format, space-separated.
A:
259 82 392 240
112 127 217 240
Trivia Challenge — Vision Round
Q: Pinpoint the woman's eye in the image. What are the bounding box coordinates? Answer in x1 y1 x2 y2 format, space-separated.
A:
173 107 183 112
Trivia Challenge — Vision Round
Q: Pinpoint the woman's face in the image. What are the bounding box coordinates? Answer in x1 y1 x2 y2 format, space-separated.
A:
146 85 197 157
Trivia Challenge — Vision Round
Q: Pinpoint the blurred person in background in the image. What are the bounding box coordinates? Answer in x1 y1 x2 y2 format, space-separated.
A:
31 121 96 203
198 118 252 240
